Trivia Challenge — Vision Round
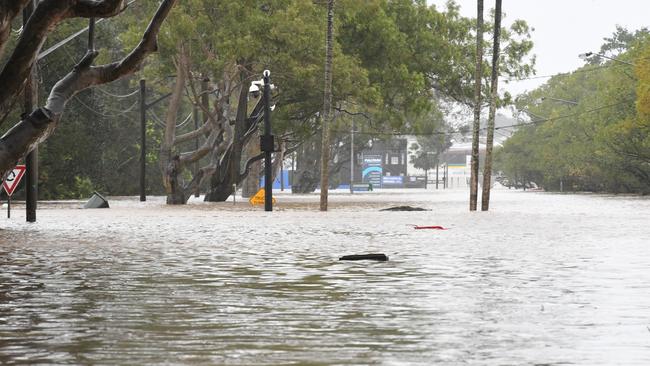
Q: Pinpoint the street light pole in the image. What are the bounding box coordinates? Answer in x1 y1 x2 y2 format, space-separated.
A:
540 96 578 105
261 70 274 212
579 51 635 66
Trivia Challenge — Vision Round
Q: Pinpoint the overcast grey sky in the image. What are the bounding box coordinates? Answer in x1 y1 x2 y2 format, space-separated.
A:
427 0 650 96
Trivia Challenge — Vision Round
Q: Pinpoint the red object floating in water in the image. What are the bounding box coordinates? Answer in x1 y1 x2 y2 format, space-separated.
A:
413 225 447 230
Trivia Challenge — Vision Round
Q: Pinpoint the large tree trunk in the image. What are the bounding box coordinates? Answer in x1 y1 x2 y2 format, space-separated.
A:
481 0 502 211
469 0 483 211
203 70 250 202
0 0 177 179
319 0 334 211
160 43 189 205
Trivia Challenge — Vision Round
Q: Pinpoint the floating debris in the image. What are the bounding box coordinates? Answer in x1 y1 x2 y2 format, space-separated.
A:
380 206 429 211
339 253 389 261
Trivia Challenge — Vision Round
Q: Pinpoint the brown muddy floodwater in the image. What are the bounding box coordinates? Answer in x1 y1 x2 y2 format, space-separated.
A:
1 189 650 365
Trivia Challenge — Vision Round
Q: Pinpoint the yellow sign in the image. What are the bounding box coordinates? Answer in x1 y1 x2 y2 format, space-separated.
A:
249 188 276 206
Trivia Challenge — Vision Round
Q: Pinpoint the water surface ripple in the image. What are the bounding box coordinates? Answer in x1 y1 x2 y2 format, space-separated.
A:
1 190 649 365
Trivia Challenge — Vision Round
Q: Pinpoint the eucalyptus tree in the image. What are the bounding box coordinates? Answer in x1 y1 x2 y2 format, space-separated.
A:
134 0 370 203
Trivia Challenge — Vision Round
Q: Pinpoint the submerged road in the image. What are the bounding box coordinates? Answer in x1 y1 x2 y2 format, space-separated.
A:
1 189 649 364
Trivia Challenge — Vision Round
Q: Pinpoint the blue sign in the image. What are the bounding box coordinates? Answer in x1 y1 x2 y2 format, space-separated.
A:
362 155 382 187
382 176 403 185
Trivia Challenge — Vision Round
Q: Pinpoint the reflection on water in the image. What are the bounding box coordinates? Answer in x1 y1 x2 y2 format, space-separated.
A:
1 190 650 365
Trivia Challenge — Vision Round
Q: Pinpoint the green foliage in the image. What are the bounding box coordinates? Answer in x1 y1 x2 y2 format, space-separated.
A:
0 1 535 199
496 27 650 194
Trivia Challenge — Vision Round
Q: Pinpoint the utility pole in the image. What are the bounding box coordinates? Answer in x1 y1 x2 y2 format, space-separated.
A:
469 0 484 211
24 0 37 223
350 120 354 194
139 80 174 202
193 107 200 197
481 0 502 211
425 169 428 190
435 163 439 189
139 79 147 201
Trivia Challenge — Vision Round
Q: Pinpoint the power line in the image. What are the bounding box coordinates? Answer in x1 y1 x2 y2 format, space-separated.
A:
37 0 139 61
150 109 194 129
500 63 628 83
73 96 138 117
495 99 634 130
329 99 633 138
94 87 140 99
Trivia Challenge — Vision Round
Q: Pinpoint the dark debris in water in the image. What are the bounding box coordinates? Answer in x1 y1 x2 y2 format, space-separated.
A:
380 206 429 211
339 253 389 261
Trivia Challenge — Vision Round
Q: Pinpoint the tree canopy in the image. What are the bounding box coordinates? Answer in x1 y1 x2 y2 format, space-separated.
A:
495 27 650 193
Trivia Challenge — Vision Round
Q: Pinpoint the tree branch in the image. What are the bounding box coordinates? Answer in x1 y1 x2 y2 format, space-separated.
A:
0 0 133 126
0 0 178 177
0 0 31 59
71 0 128 18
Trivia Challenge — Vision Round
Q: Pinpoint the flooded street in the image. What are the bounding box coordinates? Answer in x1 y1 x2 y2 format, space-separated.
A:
1 189 650 365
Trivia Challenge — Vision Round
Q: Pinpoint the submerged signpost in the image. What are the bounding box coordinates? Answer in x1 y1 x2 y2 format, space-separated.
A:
2 165 27 219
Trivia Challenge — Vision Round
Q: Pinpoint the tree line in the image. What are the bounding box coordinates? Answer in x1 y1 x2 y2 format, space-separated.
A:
495 27 650 194
0 0 534 203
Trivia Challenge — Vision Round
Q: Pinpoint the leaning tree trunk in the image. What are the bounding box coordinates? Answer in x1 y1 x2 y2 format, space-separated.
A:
481 0 502 211
203 70 250 202
469 0 483 211
0 0 177 179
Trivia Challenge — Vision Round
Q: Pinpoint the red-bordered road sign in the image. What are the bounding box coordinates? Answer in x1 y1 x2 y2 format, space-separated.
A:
2 165 26 196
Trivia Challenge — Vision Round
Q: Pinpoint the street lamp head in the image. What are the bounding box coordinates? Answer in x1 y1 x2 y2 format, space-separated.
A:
248 83 260 98
578 52 593 60
263 69 271 78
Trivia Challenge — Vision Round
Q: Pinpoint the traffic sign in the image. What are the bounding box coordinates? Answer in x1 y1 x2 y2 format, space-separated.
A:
249 188 276 206
2 165 26 196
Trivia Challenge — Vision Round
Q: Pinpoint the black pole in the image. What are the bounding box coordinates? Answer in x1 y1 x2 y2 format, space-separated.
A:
425 169 428 190
24 0 37 223
193 107 200 197
7 197 10 219
139 79 146 202
88 18 95 51
435 164 439 189
262 71 273 212
445 165 448 189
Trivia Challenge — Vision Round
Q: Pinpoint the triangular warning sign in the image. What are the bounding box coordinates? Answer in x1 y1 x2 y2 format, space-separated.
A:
2 165 26 196
249 188 276 206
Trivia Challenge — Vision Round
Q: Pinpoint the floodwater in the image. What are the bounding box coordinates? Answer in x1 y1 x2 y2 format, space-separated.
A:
1 189 649 365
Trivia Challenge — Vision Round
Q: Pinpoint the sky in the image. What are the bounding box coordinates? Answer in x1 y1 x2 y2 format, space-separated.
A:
427 0 650 96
